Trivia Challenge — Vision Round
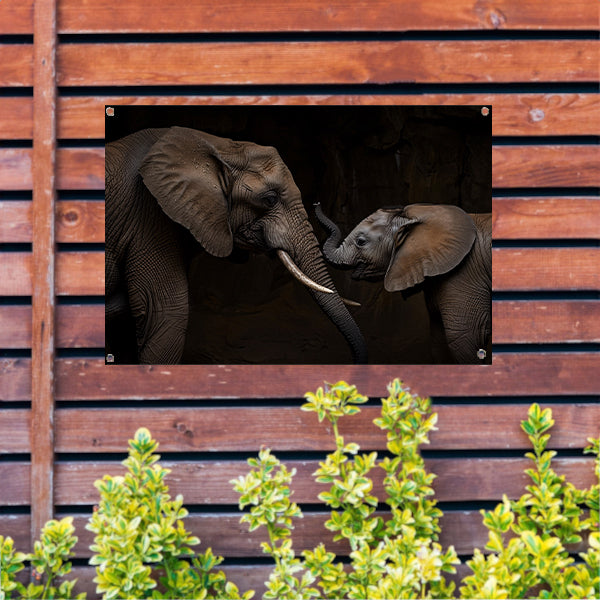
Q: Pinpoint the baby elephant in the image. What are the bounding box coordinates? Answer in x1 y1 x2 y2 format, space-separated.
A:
316 203 491 364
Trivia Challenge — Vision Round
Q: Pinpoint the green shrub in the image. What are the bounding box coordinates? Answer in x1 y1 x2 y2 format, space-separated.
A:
233 380 599 599
86 427 252 600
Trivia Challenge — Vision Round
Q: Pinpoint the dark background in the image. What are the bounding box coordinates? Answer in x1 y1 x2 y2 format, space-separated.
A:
106 106 491 364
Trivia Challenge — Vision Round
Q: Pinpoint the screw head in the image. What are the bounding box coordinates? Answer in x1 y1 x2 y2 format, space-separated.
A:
106 354 114 363
481 107 490 116
105 106 115 117
477 349 487 360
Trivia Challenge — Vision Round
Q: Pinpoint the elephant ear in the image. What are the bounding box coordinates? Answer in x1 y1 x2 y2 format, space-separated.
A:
139 126 233 257
384 204 477 292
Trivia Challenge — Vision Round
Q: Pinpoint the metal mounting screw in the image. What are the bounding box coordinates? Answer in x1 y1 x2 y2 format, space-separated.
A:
106 106 115 117
106 354 115 363
481 107 490 116
477 349 487 360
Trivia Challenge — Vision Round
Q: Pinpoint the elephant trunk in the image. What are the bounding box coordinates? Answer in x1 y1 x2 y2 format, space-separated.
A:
314 203 347 266
287 214 368 364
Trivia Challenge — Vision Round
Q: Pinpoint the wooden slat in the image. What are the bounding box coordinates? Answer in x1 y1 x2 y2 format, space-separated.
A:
1 247 596 297
493 145 600 188
57 41 598 86
0 201 105 243
3 300 598 349
0 304 104 349
4 145 599 192
0 354 587 400
0 508 588 559
492 197 600 240
0 98 33 140
0 252 104 296
493 248 599 291
0 45 33 86
52 93 600 139
4 0 599 34
2 198 596 244
58 0 599 32
3 456 593 506
493 300 600 343
53 404 600 453
0 410 30 453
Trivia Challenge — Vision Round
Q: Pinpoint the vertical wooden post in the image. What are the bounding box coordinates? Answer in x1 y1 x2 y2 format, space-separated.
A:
31 0 58 546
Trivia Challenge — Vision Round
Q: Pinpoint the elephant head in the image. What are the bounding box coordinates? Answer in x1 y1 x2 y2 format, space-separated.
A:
315 203 491 363
106 127 367 364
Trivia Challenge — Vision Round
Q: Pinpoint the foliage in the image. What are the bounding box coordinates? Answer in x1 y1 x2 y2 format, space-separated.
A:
86 427 252 600
460 403 600 599
0 517 83 600
233 380 599 600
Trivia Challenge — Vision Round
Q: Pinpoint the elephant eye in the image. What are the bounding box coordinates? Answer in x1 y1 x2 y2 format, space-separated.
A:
261 191 278 208
355 235 368 248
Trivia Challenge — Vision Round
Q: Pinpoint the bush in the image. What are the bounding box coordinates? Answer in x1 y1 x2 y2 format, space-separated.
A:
1 381 598 599
232 380 599 599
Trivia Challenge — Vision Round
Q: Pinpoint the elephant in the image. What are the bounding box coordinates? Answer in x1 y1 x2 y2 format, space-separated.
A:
315 203 491 364
105 126 368 364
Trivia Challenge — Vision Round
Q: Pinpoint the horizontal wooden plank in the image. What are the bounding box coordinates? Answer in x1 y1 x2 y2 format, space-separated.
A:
493 145 600 188
2 456 594 506
57 41 599 86
4 247 597 297
4 299 598 350
52 404 600 453
1 353 597 401
492 197 600 239
0 45 33 86
4 0 598 34
0 94 590 139
0 410 29 453
494 300 600 343
0 200 105 243
0 304 104 349
1 507 588 560
493 248 599 291
0 252 104 296
51 93 600 139
2 145 598 192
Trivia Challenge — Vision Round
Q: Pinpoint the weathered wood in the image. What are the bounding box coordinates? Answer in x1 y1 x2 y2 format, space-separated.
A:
5 0 599 34
3 299 598 349
31 0 58 548
492 197 600 240
0 252 104 296
0 149 33 190
0 45 33 86
52 404 600 453
493 145 600 188
1 508 587 558
493 248 599 291
56 148 105 190
493 300 600 343
0 305 105 349
0 410 30 453
4 456 593 506
2 199 596 244
53 93 600 138
57 41 598 86
0 201 105 243
0 98 33 140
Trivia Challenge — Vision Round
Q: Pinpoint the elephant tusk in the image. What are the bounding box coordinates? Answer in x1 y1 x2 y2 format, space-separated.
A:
342 297 361 307
276 249 334 294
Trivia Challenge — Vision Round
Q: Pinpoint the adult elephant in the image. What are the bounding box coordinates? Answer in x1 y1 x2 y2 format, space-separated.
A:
105 126 367 364
315 203 491 364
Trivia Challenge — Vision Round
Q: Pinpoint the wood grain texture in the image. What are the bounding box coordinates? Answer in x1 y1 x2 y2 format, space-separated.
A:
52 404 600 453
0 45 33 86
0 149 32 190
0 98 34 140
1 508 588 558
493 300 600 343
4 0 598 34
54 93 600 139
0 201 105 243
492 197 600 240
3 456 594 506
2 354 592 400
0 304 105 349
57 41 599 86
493 248 599 291
0 252 104 296
493 145 600 188
0 410 30 453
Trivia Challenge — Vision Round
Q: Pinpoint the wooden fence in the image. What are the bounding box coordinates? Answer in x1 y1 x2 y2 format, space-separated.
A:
0 0 598 596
